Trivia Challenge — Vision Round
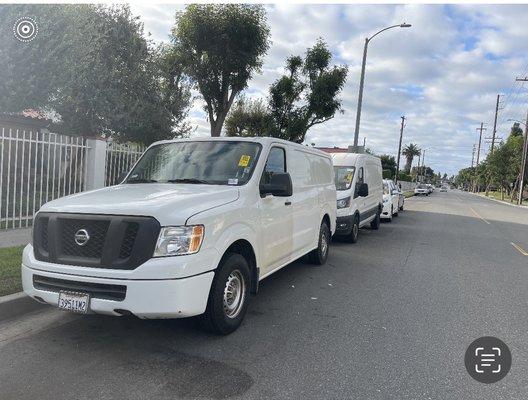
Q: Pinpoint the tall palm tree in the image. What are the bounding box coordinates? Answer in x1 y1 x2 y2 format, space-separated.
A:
402 143 421 173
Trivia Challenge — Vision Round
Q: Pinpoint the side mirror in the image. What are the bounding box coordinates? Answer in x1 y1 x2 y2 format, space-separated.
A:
260 172 293 197
357 182 369 197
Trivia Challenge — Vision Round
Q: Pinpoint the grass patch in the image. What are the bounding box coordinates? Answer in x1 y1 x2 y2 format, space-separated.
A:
404 191 414 198
0 246 25 297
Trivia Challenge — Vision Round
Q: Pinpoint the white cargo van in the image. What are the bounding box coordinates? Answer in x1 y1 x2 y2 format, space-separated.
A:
22 137 336 334
331 152 383 242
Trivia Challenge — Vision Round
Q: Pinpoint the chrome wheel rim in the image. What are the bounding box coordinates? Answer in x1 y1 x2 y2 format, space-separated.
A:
223 270 245 319
321 231 328 257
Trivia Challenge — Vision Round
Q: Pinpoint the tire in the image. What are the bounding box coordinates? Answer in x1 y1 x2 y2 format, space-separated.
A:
345 215 359 243
399 202 404 211
387 206 393 223
201 253 251 335
394 204 399 217
370 209 381 230
308 220 330 265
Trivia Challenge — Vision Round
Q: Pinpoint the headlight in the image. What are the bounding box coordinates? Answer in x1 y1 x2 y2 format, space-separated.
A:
154 225 204 257
337 197 351 209
383 197 389 203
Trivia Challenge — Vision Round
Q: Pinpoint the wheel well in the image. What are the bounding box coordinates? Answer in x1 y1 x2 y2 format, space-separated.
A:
224 239 258 294
322 213 331 229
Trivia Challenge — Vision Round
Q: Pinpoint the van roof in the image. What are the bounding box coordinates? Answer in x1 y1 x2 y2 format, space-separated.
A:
331 152 380 166
150 136 331 159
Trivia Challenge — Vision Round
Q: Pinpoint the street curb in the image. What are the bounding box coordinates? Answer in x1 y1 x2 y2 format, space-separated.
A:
0 291 46 322
470 192 528 209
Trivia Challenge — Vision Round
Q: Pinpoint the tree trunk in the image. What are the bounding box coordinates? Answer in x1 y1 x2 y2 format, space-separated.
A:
404 157 412 173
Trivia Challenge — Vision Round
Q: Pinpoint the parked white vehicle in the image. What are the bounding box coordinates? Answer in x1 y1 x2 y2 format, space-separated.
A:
331 152 383 242
22 137 336 334
414 184 429 196
381 179 400 222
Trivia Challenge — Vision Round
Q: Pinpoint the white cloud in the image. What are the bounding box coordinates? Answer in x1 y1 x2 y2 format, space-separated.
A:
131 4 528 176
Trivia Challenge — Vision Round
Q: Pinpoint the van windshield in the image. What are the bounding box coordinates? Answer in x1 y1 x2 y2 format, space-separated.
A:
125 141 262 186
334 166 355 190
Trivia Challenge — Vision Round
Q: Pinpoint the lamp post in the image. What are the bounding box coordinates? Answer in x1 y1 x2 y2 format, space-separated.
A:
353 23 412 149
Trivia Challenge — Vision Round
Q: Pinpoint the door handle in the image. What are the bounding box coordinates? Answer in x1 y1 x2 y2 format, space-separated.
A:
285 201 292 206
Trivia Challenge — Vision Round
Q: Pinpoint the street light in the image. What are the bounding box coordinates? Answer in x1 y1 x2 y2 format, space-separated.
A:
353 23 412 150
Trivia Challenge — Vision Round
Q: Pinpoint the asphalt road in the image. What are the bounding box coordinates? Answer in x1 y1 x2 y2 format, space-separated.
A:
1 190 528 399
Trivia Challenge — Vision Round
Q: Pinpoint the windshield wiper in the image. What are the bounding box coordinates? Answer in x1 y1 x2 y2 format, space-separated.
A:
126 178 158 184
166 178 209 184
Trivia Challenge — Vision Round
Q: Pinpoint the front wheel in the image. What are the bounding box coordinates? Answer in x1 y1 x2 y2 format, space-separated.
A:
308 221 330 265
345 215 359 243
201 253 251 335
387 206 393 223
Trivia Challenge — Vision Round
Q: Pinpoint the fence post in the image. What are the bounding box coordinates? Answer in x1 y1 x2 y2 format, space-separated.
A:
84 137 107 191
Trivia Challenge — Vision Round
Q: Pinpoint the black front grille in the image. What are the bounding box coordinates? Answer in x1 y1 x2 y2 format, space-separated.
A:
61 219 110 258
119 222 139 259
33 274 126 301
33 213 160 270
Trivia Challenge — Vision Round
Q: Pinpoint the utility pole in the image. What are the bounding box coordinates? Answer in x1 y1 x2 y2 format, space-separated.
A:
516 77 528 204
519 108 528 205
473 123 487 192
395 116 405 183
476 123 486 166
421 149 426 183
491 94 501 153
415 149 421 183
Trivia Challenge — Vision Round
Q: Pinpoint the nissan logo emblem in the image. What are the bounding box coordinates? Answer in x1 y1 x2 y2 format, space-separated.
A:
74 229 90 246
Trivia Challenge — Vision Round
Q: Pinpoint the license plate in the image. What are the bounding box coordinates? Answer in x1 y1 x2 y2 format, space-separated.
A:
58 291 90 314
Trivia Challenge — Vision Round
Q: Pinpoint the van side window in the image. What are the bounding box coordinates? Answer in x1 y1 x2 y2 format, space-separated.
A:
358 167 364 184
262 147 286 184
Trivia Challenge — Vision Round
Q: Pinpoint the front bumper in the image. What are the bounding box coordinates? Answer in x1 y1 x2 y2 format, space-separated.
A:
335 215 354 235
22 264 214 319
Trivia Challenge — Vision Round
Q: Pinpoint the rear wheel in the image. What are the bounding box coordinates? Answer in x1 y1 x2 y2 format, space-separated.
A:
308 220 330 265
370 209 381 230
201 253 251 335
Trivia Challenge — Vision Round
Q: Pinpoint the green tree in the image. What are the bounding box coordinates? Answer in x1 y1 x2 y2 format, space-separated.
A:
169 4 271 137
0 4 191 144
380 154 396 179
402 143 421 173
225 39 347 143
225 97 271 137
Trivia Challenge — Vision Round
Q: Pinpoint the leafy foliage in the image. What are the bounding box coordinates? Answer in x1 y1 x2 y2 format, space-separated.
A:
0 5 192 144
402 143 421 173
169 4 271 137
226 39 347 143
380 154 397 179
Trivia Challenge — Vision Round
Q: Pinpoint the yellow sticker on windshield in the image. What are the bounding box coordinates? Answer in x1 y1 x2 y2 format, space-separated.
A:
238 155 251 167
345 173 353 182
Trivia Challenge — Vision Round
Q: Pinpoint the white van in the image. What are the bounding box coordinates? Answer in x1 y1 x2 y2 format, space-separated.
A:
22 137 336 334
331 152 383 242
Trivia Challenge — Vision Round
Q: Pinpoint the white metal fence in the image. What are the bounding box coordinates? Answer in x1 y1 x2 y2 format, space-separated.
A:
104 140 146 186
0 127 89 229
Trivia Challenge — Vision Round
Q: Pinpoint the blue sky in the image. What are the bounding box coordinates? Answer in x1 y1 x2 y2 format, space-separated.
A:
131 4 528 176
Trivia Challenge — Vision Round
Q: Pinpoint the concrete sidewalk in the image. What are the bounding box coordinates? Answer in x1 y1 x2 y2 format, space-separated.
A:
0 228 31 249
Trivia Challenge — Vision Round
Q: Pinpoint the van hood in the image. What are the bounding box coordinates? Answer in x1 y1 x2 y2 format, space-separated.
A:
40 184 240 225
